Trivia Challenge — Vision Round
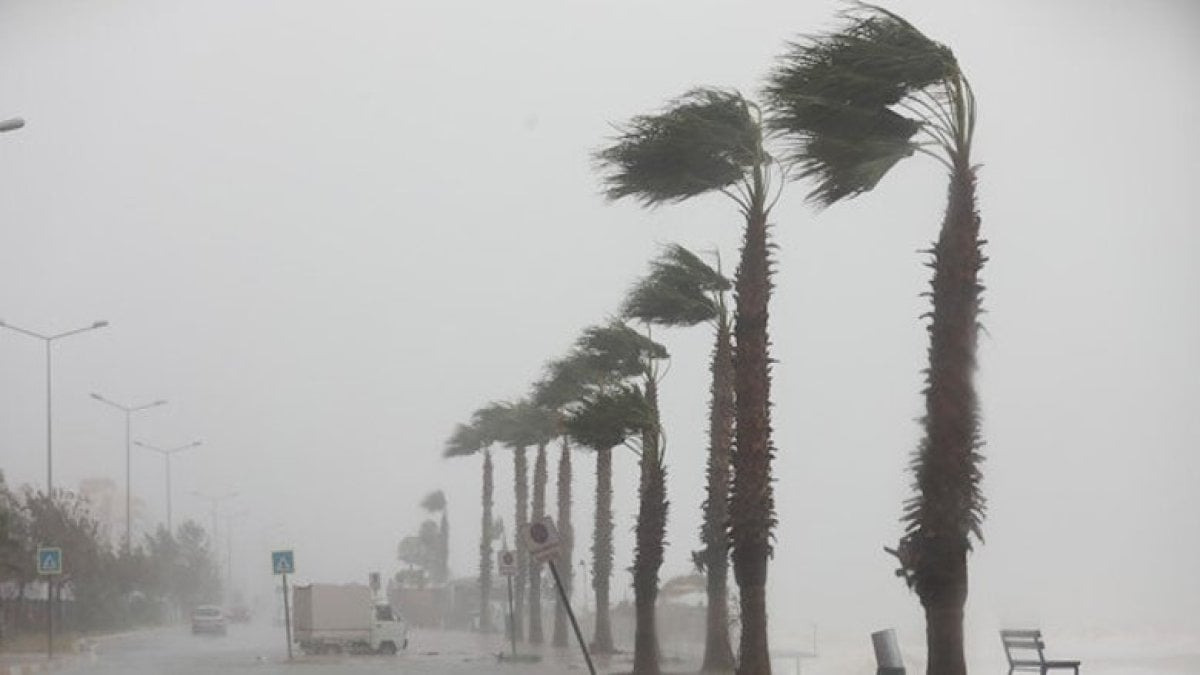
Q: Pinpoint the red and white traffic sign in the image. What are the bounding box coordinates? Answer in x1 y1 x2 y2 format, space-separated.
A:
524 516 561 563
497 549 517 577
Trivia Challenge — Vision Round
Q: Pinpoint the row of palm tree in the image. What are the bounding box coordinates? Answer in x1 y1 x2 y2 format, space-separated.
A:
446 6 984 675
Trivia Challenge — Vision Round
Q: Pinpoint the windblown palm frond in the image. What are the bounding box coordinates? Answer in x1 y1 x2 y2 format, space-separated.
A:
471 402 516 447
532 352 608 410
765 3 968 206
623 244 729 328
564 385 653 451
574 321 668 379
444 422 486 458
505 399 560 448
595 88 762 207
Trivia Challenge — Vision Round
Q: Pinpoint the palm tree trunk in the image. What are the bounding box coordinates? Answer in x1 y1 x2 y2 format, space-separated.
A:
529 443 548 644
479 449 494 632
513 446 528 641
632 378 666 675
911 161 982 675
439 511 450 583
730 206 775 675
591 446 615 654
923 568 968 675
552 439 573 647
701 316 736 672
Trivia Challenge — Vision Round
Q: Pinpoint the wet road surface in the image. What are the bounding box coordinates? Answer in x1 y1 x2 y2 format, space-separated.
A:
61 623 606 675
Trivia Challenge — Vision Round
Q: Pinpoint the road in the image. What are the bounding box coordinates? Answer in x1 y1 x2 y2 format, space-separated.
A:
61 623 609 675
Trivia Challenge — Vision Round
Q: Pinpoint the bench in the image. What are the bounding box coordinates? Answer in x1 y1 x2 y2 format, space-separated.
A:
1000 629 1080 675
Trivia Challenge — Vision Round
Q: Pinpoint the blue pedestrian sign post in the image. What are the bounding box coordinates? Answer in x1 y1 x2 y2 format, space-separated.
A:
36 546 62 660
271 550 294 575
36 547 62 575
271 550 295 660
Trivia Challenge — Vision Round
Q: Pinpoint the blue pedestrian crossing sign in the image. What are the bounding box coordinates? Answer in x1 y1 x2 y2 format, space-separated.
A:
36 547 62 575
271 550 294 575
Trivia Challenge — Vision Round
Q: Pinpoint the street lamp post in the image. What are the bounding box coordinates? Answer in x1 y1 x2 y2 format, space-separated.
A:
223 509 250 592
0 319 109 496
92 394 167 552
192 490 239 547
134 440 200 534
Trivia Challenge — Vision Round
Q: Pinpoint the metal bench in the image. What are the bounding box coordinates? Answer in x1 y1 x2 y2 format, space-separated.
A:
1000 629 1080 675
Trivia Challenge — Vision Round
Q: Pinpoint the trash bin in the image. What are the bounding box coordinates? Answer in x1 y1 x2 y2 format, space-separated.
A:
871 628 905 675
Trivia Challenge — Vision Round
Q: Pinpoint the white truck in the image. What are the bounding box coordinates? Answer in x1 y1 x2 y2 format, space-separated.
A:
292 583 408 655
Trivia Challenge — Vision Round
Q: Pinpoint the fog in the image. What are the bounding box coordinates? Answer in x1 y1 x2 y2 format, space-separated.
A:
2 0 1198 668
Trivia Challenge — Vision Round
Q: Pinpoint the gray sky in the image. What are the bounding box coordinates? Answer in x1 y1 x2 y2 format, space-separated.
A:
2 0 1198 651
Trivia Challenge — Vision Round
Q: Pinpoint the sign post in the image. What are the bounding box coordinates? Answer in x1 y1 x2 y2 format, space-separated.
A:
524 517 595 675
272 550 295 660
497 549 517 657
36 547 62 660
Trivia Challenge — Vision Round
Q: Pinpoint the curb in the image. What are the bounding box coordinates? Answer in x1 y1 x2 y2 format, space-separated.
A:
0 657 71 675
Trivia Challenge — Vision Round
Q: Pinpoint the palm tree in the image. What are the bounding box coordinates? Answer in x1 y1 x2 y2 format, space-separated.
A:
420 490 449 583
522 406 558 645
488 399 556 643
444 421 492 631
563 384 652 656
766 7 982 674
533 359 592 649
575 322 668 675
597 88 784 675
539 323 666 657
466 401 533 640
552 438 573 647
624 244 736 673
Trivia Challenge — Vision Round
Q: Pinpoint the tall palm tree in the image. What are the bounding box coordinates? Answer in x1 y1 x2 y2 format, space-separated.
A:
563 384 653 656
552 438 573 647
541 324 666 657
624 244 736 673
522 405 558 645
444 420 492 631
766 7 982 674
420 490 449 583
491 399 557 643
597 88 784 675
576 321 668 675
470 401 533 640
533 358 594 649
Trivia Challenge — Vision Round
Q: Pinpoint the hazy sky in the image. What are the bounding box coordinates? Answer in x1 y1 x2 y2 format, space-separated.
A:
2 0 1197 653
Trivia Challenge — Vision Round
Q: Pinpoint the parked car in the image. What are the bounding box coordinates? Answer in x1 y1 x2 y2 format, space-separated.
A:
191 605 227 635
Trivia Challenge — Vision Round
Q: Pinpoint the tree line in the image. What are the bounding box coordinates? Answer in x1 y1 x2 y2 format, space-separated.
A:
0 471 221 643
447 6 985 675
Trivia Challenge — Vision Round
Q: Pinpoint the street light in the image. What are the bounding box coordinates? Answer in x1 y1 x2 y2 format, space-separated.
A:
134 439 198 537
0 117 24 133
192 490 239 546
223 509 250 593
0 319 109 496
92 394 168 552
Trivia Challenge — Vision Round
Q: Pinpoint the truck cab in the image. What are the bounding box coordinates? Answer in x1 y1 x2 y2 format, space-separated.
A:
371 603 408 654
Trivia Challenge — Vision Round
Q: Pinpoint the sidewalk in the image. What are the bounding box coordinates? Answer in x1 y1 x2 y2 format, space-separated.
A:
0 654 72 675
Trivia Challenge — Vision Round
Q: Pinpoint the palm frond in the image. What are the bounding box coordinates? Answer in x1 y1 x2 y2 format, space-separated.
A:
765 3 962 206
532 352 608 409
623 244 729 328
595 88 761 207
564 385 653 451
574 321 668 378
444 422 485 458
